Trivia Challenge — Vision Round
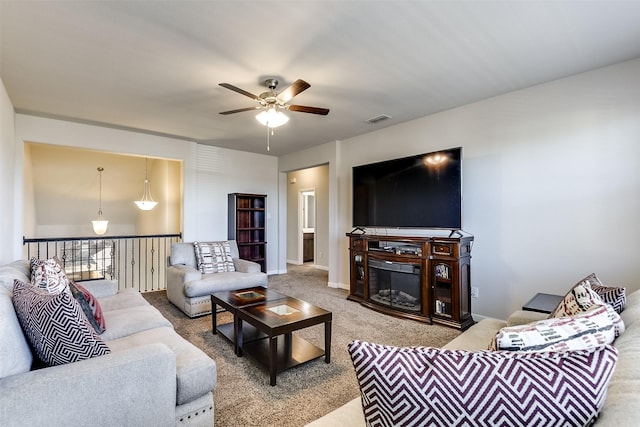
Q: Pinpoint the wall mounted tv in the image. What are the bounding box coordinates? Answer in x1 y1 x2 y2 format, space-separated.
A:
352 147 462 229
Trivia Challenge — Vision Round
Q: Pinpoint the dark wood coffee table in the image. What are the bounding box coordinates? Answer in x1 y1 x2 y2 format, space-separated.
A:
210 287 283 356
210 287 332 386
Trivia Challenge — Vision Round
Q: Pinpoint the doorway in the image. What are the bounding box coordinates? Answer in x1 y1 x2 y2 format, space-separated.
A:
285 164 328 268
300 189 316 263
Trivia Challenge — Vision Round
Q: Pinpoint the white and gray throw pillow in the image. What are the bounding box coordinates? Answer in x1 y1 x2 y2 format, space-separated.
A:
194 241 235 274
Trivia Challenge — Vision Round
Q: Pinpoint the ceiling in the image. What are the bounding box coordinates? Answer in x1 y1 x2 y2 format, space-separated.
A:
2 1 640 157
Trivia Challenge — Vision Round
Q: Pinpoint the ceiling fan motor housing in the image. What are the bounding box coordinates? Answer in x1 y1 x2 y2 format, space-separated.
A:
264 78 279 90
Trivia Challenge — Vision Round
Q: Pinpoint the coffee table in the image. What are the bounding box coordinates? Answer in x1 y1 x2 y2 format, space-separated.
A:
211 287 332 386
210 287 281 356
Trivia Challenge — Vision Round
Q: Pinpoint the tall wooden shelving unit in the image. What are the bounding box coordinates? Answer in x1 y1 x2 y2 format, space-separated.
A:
228 193 267 273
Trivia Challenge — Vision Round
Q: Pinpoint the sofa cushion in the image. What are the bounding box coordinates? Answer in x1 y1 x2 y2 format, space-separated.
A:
99 304 173 341
12 279 110 366
97 287 149 312
0 260 30 293
29 257 69 294
107 326 217 405
194 241 235 273
348 340 618 427
0 289 32 378
443 317 507 351
489 304 615 352
551 278 624 336
183 271 268 298
620 290 640 328
170 242 198 270
69 281 106 334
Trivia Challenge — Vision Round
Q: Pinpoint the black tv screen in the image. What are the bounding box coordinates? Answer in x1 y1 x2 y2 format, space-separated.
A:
352 147 462 229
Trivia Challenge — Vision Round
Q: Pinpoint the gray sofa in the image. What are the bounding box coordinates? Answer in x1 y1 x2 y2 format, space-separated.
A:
167 241 267 318
0 260 217 427
308 290 640 426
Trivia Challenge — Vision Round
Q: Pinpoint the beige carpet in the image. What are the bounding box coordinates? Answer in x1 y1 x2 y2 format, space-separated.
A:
143 264 461 427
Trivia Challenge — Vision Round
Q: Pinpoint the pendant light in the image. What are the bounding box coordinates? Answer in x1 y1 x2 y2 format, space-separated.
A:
92 167 109 235
134 158 158 211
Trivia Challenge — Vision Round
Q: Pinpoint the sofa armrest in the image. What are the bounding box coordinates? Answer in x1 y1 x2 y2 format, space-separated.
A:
76 279 118 298
0 343 177 427
507 310 549 326
167 264 202 285
233 258 262 274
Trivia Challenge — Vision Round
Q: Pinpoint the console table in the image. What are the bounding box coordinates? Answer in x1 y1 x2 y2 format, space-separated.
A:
346 233 474 331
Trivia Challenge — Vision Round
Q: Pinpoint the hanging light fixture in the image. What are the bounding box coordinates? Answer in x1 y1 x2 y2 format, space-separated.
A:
92 167 109 235
256 106 289 152
134 158 158 211
256 106 289 128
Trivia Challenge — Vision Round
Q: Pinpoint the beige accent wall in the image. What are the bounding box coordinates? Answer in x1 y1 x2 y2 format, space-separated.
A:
24 143 181 238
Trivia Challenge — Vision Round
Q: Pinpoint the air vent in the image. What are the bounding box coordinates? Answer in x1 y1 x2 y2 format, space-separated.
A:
364 114 392 124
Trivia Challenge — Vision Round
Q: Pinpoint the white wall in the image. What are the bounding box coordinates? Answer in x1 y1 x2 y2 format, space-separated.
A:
340 59 640 319
282 59 640 319
0 78 18 263
193 144 279 274
12 115 280 273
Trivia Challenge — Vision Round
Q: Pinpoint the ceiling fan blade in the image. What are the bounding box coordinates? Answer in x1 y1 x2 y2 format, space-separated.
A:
219 106 262 115
219 83 260 100
277 79 310 103
288 105 330 115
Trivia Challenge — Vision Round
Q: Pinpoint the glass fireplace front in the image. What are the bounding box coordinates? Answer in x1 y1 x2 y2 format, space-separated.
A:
368 258 422 313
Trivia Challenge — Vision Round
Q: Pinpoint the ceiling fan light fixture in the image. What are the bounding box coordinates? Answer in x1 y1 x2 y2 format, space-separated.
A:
256 107 289 128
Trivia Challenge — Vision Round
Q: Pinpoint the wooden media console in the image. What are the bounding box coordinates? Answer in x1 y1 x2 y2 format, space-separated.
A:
346 232 474 331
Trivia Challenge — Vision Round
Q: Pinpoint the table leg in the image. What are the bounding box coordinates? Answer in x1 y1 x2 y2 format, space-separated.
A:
235 317 244 357
211 300 218 335
269 335 278 386
325 320 332 363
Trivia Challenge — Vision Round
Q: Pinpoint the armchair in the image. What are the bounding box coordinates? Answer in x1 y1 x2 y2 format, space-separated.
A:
166 241 268 318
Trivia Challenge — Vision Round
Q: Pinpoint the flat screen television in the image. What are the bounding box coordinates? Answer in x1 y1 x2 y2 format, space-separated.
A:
352 147 462 229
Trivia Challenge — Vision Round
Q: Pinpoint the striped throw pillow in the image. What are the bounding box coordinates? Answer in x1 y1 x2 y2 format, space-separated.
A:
490 304 615 352
194 241 235 274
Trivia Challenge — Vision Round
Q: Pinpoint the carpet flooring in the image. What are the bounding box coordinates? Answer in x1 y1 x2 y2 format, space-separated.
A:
143 264 461 427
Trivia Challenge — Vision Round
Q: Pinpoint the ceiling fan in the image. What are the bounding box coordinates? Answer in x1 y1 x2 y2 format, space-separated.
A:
218 78 330 119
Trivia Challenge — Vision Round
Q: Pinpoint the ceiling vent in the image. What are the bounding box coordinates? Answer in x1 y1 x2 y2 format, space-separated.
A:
364 114 392 124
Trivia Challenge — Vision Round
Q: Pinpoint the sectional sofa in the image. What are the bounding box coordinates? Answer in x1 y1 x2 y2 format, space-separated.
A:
0 259 217 426
309 282 640 426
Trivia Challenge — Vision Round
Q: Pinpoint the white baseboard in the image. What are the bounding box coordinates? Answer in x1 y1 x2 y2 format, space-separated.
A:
328 282 349 290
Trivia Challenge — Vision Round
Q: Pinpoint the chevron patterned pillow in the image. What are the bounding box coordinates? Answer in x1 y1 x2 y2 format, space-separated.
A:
12 279 110 366
348 340 618 427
